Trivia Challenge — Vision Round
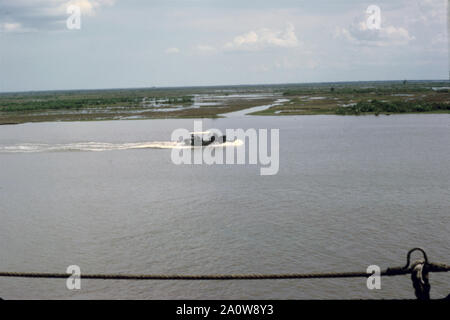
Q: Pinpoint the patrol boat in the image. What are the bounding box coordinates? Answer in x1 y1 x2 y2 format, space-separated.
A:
184 131 227 146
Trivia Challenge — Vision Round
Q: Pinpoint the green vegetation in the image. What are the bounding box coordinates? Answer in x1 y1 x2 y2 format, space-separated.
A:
281 80 446 96
336 100 450 115
1 81 449 124
0 86 276 124
253 80 450 116
0 93 194 113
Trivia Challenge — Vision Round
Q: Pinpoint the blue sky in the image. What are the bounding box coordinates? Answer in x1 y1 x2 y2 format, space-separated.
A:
0 0 448 92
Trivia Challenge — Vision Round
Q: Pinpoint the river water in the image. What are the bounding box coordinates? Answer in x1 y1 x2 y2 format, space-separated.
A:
0 113 449 299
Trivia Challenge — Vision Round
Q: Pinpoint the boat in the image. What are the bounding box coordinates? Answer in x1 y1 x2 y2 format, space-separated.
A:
184 131 227 146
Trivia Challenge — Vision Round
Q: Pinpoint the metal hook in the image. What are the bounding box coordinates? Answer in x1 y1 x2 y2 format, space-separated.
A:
404 247 429 269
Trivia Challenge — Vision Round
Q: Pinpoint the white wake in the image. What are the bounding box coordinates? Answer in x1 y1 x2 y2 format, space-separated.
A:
0 140 243 153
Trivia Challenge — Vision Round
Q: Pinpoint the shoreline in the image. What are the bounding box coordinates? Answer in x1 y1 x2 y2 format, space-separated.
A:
1 81 449 125
2 110 450 126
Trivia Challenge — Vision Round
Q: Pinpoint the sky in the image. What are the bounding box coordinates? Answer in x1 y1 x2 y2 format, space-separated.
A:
0 0 448 92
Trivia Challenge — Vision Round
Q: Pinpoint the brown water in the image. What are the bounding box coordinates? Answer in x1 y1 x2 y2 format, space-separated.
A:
0 114 449 299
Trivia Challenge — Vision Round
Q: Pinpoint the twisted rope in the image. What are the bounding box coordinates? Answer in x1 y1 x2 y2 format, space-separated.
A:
0 262 448 281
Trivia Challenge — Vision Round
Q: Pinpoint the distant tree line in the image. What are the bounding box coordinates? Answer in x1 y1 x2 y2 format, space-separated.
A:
335 99 450 115
0 95 193 112
282 86 432 96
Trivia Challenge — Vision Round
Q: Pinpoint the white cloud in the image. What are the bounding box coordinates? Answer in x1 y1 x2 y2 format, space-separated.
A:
0 21 37 33
165 47 180 54
0 0 115 32
335 21 414 46
412 0 447 25
0 22 22 32
64 0 115 16
224 23 300 51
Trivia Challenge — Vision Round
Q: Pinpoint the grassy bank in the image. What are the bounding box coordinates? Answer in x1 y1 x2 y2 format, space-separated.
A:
1 81 449 124
0 86 276 124
335 99 450 115
252 81 450 116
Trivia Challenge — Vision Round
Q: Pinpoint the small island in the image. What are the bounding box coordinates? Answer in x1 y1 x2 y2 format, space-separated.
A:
251 80 450 116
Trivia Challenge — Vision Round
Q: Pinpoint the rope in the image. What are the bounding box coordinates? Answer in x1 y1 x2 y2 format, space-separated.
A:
0 262 448 281
411 260 431 300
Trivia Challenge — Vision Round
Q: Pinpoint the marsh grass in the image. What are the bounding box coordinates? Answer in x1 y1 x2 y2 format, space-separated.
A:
1 81 449 124
254 81 450 116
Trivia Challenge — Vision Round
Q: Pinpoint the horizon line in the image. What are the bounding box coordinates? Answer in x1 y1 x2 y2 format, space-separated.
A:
1 78 449 94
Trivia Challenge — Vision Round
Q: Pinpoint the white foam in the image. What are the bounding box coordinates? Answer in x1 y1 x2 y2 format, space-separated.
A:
0 140 243 153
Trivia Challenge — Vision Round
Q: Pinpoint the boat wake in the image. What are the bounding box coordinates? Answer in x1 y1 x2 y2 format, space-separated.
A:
0 140 243 153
